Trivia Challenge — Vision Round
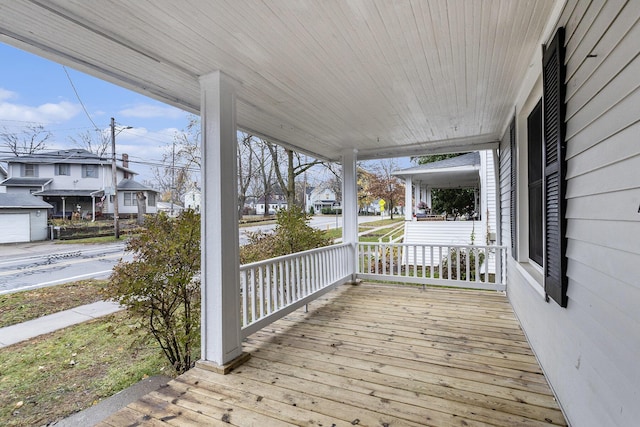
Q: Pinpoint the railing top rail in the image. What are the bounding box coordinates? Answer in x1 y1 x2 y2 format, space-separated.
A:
240 242 350 270
359 242 507 250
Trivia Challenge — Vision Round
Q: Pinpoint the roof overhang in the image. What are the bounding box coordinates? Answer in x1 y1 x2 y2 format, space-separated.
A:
0 1 562 161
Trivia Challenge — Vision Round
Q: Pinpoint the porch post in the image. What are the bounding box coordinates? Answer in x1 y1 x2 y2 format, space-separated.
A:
414 180 420 216
341 148 358 279
198 71 246 372
425 186 432 210
404 175 413 221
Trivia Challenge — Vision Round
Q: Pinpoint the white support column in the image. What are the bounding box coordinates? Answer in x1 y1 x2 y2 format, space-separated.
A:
404 175 413 221
414 180 420 215
341 148 358 280
426 186 432 210
198 71 247 373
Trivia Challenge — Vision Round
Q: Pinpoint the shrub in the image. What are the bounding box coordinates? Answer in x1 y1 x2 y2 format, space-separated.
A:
440 247 486 281
240 206 331 264
103 210 201 374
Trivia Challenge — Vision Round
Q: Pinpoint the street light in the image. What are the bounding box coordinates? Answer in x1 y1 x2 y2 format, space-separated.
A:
111 117 132 239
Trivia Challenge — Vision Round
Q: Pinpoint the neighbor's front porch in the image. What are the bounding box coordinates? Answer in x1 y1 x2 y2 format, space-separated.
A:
97 282 566 426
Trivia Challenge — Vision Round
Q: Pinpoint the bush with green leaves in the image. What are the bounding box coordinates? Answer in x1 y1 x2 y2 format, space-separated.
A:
440 247 486 281
240 205 332 264
103 210 201 374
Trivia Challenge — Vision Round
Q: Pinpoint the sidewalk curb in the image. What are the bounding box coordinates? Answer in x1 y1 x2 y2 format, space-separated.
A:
0 301 123 348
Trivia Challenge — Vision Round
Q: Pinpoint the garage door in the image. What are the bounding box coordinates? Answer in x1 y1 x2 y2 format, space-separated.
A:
0 213 30 243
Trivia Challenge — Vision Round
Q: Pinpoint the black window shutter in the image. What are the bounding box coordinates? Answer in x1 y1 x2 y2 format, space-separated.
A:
509 117 517 258
542 27 568 307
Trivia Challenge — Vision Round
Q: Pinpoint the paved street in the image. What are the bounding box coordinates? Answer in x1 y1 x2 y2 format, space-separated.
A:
0 215 386 293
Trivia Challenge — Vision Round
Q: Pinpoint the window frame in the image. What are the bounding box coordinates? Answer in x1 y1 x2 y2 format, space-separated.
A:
55 163 71 176
22 164 38 177
82 164 99 178
123 192 136 206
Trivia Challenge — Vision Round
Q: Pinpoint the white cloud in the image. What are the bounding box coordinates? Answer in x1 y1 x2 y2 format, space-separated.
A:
118 103 185 119
0 88 18 101
0 100 81 123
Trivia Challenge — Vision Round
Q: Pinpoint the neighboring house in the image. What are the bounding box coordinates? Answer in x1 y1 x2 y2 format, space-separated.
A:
306 186 337 213
4 2 640 426
393 151 497 246
254 197 286 215
156 201 184 216
183 185 201 212
0 193 52 243
0 164 7 192
0 149 158 219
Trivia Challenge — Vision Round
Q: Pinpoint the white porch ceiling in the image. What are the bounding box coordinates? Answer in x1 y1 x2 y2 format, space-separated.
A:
0 0 558 161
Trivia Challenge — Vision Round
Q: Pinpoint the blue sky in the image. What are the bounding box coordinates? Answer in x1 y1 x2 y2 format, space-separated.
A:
0 42 192 182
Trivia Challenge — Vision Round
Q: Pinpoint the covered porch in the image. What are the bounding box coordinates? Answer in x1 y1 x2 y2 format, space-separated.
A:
97 282 565 426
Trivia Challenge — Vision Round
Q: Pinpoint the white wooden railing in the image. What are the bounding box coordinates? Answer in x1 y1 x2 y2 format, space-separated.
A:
239 243 353 338
357 242 507 291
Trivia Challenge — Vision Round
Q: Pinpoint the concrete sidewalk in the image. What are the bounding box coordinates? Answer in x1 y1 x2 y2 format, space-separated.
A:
0 300 123 348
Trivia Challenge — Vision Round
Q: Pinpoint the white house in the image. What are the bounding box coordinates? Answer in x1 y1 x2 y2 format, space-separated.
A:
2 1 638 425
183 185 201 212
0 149 158 219
306 186 337 214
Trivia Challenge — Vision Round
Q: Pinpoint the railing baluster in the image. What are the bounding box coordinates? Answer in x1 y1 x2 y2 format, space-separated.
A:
475 247 481 282
241 269 248 326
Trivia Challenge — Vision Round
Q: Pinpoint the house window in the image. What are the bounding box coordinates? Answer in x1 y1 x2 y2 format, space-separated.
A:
82 165 98 178
527 99 543 266
147 193 156 206
22 164 38 177
124 192 135 206
55 163 70 176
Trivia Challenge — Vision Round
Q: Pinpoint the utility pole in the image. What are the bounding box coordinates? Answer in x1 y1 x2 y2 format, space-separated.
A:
110 117 132 239
111 117 120 239
171 140 175 216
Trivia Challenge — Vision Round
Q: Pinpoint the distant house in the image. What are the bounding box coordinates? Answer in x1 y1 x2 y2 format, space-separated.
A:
307 186 337 213
0 149 158 219
0 193 52 243
0 164 7 191
157 201 184 216
183 185 201 212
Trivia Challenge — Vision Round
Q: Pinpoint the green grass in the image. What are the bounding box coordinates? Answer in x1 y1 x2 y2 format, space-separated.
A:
55 235 128 244
0 280 108 328
0 311 172 426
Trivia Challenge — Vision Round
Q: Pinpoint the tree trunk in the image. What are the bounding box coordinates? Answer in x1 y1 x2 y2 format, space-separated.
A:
136 191 147 225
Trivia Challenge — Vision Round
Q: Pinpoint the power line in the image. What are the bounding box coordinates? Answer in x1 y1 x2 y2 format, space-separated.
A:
62 65 100 131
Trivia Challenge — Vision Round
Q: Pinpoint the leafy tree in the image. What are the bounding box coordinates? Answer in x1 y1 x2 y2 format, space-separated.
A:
103 211 201 374
367 159 405 219
240 205 332 264
1 124 51 155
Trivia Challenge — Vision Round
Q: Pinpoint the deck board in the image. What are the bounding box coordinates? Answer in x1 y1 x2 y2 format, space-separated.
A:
97 283 566 426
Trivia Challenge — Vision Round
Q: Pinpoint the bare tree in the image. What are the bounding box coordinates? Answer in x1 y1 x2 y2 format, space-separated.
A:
1 124 51 155
136 191 147 225
237 132 257 218
267 143 325 208
152 116 201 206
68 129 110 157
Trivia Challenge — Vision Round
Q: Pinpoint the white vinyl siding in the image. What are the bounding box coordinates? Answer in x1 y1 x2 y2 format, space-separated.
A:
507 1 640 426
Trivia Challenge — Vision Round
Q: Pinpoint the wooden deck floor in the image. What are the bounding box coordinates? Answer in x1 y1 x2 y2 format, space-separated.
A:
97 283 566 426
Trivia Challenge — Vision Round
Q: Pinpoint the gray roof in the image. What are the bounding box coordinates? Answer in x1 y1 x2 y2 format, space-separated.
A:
118 178 159 193
0 149 137 175
33 189 101 197
0 193 53 209
1 177 52 187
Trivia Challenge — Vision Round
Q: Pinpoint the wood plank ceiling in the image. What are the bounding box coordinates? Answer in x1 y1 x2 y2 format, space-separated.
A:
0 0 558 161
